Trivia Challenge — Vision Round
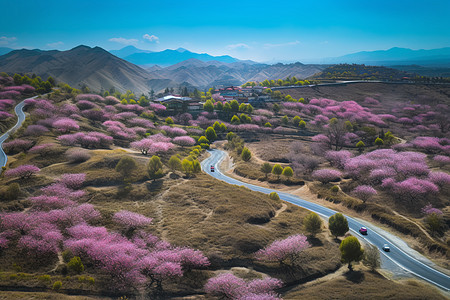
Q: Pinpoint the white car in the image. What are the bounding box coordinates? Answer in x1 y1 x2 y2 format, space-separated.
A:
382 244 390 252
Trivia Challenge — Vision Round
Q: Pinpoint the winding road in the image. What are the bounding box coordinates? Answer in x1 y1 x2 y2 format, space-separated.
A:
201 149 450 291
0 97 33 167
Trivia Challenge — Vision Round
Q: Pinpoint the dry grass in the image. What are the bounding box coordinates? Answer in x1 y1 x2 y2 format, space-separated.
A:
0 291 101 300
283 269 447 300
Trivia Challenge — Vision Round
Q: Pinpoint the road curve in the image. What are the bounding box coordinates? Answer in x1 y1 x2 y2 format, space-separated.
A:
0 98 33 167
201 149 450 291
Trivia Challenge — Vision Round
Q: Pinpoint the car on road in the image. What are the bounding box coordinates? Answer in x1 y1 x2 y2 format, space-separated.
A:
210 165 215 172
382 244 390 252
359 227 368 235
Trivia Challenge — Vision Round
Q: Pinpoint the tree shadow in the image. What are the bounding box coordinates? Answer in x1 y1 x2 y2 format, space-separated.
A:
344 270 365 283
146 179 163 191
307 236 324 247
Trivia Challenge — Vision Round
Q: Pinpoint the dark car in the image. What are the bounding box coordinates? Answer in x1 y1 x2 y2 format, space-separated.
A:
382 244 390 252
359 227 368 235
210 165 215 172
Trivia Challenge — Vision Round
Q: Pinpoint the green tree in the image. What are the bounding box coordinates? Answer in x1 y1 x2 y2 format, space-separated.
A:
241 147 252 161
272 164 283 179
363 244 380 271
53 281 62 291
115 156 138 181
281 115 289 125
223 102 232 116
293 116 301 126
345 121 353 131
239 103 247 112
220 123 227 132
298 120 306 129
260 162 272 178
264 122 272 127
67 256 84 274
205 127 217 142
213 121 222 132
13 74 22 85
282 167 294 180
215 101 223 111
340 236 364 270
269 192 280 201
272 103 280 114
226 132 236 141
230 100 239 113
47 76 55 86
192 160 201 173
329 213 349 239
304 212 323 237
246 104 254 114
231 115 240 125
182 159 194 177
203 100 214 112
165 117 174 125
168 155 182 172
374 137 384 147
147 156 163 181
356 140 365 153
198 136 210 144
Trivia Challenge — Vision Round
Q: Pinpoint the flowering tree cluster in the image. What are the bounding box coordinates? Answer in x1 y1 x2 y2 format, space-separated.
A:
127 117 155 128
255 234 310 265
58 132 113 148
52 118 80 133
131 134 174 155
113 210 153 233
351 185 377 203
159 125 187 137
411 137 450 155
28 143 56 157
204 273 282 300
0 175 209 292
5 164 40 179
173 136 196 147
282 98 387 127
24 124 49 136
2 139 33 154
75 94 105 103
421 204 443 215
312 169 342 184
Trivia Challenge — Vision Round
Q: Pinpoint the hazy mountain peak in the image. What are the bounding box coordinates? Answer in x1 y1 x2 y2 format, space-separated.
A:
176 47 189 53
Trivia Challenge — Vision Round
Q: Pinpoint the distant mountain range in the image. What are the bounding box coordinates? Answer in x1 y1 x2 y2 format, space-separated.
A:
0 45 179 94
1 45 449 94
110 46 244 67
145 58 326 88
323 47 450 66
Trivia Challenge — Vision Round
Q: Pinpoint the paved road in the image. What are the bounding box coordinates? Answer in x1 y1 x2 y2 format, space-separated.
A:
0 98 32 167
201 149 450 291
270 80 450 91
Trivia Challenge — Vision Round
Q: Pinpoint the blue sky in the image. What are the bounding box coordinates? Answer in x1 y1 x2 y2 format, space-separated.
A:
1 0 449 62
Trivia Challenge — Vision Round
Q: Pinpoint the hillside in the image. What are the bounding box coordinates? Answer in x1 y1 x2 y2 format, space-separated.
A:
311 64 413 81
0 45 178 94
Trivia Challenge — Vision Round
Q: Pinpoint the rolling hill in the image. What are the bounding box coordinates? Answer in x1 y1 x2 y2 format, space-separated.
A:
0 45 178 94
